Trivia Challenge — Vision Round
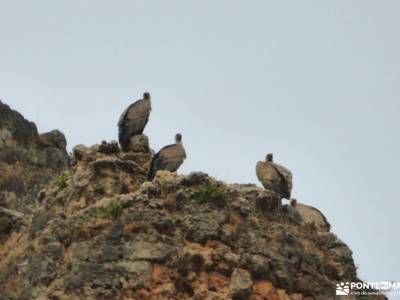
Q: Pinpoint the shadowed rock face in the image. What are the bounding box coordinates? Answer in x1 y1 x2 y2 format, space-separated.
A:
0 103 386 300
0 102 38 148
0 101 69 239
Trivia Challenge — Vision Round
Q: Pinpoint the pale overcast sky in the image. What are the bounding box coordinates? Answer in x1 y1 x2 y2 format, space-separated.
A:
1 0 399 289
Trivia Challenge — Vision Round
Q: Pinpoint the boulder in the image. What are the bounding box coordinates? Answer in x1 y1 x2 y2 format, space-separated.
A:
229 268 253 300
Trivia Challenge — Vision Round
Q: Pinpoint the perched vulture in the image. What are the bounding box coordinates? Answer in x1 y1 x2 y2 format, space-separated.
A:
290 199 331 231
118 92 151 151
256 153 293 199
147 133 186 180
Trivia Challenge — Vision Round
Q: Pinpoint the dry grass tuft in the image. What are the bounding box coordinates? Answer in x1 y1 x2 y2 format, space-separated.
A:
124 221 152 236
0 164 25 194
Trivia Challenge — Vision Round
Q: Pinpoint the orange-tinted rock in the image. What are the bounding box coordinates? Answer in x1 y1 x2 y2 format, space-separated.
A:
209 271 230 291
252 281 279 300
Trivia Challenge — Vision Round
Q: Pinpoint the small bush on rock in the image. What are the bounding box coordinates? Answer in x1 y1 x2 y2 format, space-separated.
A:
97 201 123 220
52 171 72 190
194 183 228 207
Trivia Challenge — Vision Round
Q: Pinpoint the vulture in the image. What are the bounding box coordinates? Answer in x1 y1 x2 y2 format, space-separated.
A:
256 153 293 199
118 92 151 151
290 199 331 231
147 133 186 180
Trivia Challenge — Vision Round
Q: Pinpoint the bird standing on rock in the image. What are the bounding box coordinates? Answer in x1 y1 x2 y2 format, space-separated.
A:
147 133 186 180
118 92 151 151
256 153 293 199
290 199 331 231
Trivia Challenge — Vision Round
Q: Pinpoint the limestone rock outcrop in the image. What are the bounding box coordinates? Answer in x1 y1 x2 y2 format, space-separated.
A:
0 103 386 300
0 102 69 237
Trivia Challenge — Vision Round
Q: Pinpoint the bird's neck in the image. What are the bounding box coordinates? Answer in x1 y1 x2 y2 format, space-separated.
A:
147 99 152 109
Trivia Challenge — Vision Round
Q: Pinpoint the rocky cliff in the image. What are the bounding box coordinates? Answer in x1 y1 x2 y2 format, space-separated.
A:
0 103 386 300
0 102 68 199
0 101 69 243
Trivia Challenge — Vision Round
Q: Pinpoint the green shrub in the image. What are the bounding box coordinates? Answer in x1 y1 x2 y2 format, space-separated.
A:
97 201 123 220
194 183 228 207
52 171 72 190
